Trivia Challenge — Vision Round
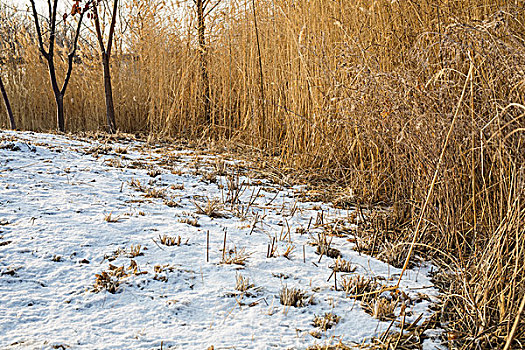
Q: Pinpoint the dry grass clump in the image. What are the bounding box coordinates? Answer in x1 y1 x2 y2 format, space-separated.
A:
147 169 161 177
158 234 187 247
92 267 123 294
178 217 200 227
0 142 21 151
84 145 113 156
103 245 143 261
221 247 250 266
153 264 177 282
128 244 143 258
282 244 295 260
355 314 434 350
144 187 166 199
313 313 341 331
434 205 525 349
310 233 341 260
92 261 147 293
170 184 184 190
129 179 166 199
306 341 351 350
193 198 227 218
235 273 254 292
330 258 356 273
279 286 311 307
341 276 381 300
129 179 146 192
104 212 122 223
357 331 424 350
103 248 126 262
163 198 181 208
362 297 398 322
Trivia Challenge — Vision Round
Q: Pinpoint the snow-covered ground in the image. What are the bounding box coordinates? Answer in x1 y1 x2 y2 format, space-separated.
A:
0 131 441 349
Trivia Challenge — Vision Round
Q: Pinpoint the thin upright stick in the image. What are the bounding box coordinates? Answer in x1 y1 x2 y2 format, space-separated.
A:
503 292 525 350
222 230 227 261
395 60 474 288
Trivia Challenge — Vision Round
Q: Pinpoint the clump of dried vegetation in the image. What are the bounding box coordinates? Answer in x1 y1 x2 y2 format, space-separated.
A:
2 0 525 347
279 286 312 308
313 313 341 332
104 212 122 223
362 297 399 322
221 247 250 266
158 234 187 247
193 198 227 218
235 273 254 292
309 233 341 260
341 276 382 301
178 217 200 227
92 260 146 293
330 258 355 273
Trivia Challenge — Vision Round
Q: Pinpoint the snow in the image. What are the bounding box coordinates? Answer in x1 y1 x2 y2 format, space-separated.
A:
0 130 442 349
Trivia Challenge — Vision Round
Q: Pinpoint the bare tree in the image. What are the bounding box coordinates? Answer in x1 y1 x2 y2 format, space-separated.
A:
29 0 90 132
192 0 222 125
92 0 118 134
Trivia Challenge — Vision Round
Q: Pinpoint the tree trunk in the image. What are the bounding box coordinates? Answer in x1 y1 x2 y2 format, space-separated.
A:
0 74 16 130
46 57 65 132
55 93 65 132
102 53 117 133
197 0 211 125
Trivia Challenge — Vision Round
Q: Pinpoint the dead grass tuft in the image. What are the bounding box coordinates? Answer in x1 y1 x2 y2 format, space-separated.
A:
341 276 382 300
104 212 122 223
178 217 200 227
221 247 250 266
92 261 147 293
279 286 311 307
306 341 351 350
144 187 166 199
313 313 341 331
235 273 254 292
193 198 227 218
330 258 355 273
310 233 341 259
362 297 398 322
282 244 295 260
158 234 187 247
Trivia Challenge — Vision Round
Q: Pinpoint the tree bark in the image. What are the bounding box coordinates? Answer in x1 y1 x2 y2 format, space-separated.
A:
47 57 66 132
102 53 116 133
0 74 16 130
55 92 65 132
197 0 211 125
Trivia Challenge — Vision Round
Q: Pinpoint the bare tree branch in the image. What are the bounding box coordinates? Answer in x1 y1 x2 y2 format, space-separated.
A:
62 8 86 95
107 0 118 56
29 0 49 59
